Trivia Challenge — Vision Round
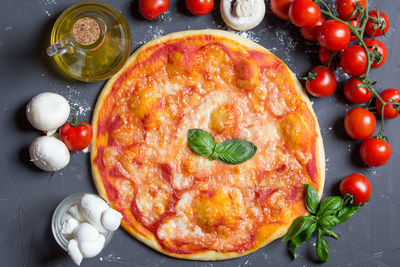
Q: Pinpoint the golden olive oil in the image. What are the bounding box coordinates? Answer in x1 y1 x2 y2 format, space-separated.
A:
48 1 131 82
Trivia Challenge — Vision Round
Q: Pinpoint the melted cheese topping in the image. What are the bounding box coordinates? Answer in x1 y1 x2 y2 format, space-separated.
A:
93 34 320 254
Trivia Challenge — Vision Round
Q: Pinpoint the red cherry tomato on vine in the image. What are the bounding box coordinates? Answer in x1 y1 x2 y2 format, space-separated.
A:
364 39 387 68
300 14 325 41
375 88 400 119
365 10 390 37
289 0 320 27
340 45 367 76
270 0 293 20
186 0 214 16
360 138 391 167
139 0 169 20
343 77 372 104
60 120 93 151
317 20 350 51
349 18 360 41
339 173 371 205
344 107 376 140
318 47 341 68
336 0 366 19
305 66 337 97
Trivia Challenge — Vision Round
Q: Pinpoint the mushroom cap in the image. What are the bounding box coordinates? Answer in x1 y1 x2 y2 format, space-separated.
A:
220 0 266 31
26 92 70 132
29 136 70 171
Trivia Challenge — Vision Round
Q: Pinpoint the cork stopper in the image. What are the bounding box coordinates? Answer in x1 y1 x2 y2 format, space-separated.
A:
72 17 101 46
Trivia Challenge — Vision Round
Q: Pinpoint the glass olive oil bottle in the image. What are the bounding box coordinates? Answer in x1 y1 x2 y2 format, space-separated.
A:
48 1 131 82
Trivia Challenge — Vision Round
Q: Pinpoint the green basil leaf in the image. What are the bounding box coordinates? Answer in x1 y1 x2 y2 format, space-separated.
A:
187 129 215 158
318 196 343 217
289 221 317 258
215 139 257 165
282 215 315 242
304 184 319 214
337 204 360 223
319 215 340 229
316 228 330 262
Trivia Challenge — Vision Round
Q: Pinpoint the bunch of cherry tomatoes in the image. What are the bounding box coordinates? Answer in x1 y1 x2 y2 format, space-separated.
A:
271 0 397 166
271 0 399 204
139 0 214 20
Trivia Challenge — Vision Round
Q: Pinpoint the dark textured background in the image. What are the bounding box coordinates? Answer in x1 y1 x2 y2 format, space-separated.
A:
1 0 399 266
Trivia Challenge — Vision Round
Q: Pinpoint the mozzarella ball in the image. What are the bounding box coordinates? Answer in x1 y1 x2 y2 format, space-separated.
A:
74 222 100 243
61 217 79 237
26 92 70 133
79 194 109 233
79 234 105 258
29 136 70 171
101 209 122 231
67 204 85 222
68 239 83 266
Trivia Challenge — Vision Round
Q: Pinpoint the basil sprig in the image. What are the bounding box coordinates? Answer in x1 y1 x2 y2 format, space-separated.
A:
283 184 363 262
187 129 257 165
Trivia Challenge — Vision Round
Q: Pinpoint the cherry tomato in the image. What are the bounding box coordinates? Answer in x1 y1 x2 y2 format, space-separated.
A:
349 18 360 41
360 138 391 167
339 173 371 205
375 88 400 119
318 47 341 68
139 0 169 20
344 107 376 140
340 45 367 76
365 10 390 37
300 14 325 41
364 39 387 68
60 120 93 151
186 0 214 16
317 20 350 51
270 0 293 20
305 66 337 97
288 0 320 27
336 0 366 19
343 77 372 104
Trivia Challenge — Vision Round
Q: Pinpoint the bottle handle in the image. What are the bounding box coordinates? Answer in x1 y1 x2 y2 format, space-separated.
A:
47 36 76 57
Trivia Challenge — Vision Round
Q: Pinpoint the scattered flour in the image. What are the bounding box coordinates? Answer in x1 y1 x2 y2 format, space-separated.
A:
64 86 91 117
135 25 166 45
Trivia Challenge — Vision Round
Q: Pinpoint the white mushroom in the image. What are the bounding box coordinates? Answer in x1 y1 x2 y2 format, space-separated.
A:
220 0 266 31
26 92 70 135
29 136 70 171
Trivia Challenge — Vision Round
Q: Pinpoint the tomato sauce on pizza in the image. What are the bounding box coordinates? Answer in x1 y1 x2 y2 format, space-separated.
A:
91 30 324 260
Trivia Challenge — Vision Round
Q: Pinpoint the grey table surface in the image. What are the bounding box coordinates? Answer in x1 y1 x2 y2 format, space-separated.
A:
1 0 400 266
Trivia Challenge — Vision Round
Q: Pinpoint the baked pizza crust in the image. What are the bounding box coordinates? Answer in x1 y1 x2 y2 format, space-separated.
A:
91 29 325 260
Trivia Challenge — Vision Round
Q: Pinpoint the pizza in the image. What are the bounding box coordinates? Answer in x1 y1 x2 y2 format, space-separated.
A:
91 30 325 260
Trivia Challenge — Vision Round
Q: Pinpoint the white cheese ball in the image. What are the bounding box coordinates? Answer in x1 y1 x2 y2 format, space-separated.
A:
74 222 100 243
79 194 109 233
79 234 105 258
101 209 122 231
61 217 80 238
29 136 70 171
26 92 70 133
68 239 83 266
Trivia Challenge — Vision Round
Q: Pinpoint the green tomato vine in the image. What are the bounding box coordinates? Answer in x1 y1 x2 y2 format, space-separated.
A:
314 0 399 140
